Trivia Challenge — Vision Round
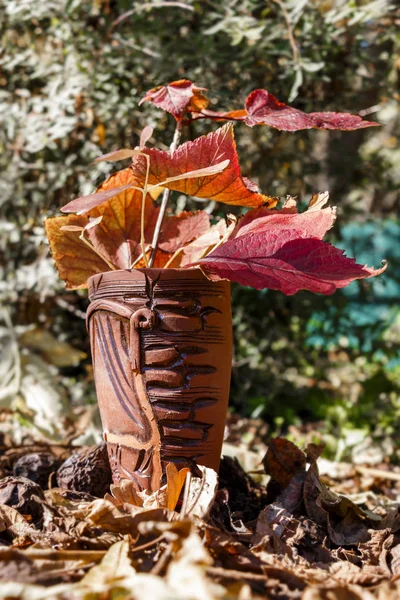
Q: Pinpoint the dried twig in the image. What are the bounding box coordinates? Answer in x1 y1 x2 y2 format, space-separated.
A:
131 534 166 553
272 0 300 63
150 543 173 575
111 2 194 29
356 466 400 482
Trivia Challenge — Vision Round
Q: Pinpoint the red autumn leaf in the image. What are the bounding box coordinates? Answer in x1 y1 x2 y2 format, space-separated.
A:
196 89 379 131
139 79 209 119
192 194 386 295
243 89 380 131
131 124 277 208
158 211 211 253
233 192 335 240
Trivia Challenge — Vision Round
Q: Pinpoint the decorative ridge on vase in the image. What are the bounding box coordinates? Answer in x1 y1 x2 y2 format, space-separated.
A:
87 268 232 491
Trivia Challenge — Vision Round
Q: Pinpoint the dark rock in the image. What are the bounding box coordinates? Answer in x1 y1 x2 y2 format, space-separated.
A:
57 443 112 497
0 476 45 523
13 453 61 490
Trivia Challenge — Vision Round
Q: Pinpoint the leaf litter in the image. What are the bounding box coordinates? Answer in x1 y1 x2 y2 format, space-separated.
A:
1 422 400 599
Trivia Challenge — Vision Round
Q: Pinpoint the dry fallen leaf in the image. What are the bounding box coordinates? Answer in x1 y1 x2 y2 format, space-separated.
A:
166 463 191 511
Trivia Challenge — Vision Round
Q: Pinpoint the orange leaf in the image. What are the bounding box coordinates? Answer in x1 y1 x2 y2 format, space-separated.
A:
46 169 159 288
46 169 214 287
166 463 190 511
84 168 159 269
45 214 110 289
131 124 277 208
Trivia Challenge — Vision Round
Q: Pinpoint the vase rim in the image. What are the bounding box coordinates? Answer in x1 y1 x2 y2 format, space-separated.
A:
87 267 225 300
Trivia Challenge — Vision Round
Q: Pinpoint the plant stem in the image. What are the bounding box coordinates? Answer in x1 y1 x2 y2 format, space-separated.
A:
148 122 183 267
79 232 116 271
130 245 151 268
140 154 151 267
163 246 184 269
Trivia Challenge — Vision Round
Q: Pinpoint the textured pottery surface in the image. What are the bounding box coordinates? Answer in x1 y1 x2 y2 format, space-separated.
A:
87 268 232 492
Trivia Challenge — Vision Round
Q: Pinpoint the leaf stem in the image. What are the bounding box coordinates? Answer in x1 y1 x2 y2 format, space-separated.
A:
204 215 237 255
140 154 151 267
130 245 151 268
163 246 184 269
79 232 117 271
148 122 183 268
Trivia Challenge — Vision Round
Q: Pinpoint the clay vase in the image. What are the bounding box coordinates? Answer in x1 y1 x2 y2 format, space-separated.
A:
87 268 232 493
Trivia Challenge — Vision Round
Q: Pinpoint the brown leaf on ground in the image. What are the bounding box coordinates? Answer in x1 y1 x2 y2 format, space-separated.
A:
263 438 307 488
1 426 400 599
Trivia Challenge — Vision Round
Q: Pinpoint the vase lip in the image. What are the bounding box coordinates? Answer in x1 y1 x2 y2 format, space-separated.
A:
87 266 203 281
87 267 221 300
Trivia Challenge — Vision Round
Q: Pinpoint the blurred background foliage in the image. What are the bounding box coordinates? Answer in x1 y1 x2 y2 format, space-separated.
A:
0 0 399 459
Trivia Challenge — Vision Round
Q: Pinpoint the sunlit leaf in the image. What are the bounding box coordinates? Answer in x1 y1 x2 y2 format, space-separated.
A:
166 463 190 511
139 79 209 119
243 89 381 131
45 214 110 289
193 195 387 295
199 89 380 132
180 220 228 266
61 174 141 214
154 159 230 187
132 124 277 208
94 149 143 163
139 125 154 148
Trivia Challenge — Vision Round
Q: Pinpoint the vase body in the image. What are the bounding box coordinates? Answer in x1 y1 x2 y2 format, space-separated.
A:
87 268 232 493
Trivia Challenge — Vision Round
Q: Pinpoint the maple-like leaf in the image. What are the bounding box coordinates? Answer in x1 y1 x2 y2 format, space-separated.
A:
192 194 386 295
131 124 277 208
139 79 209 119
46 170 213 288
61 162 229 215
45 214 110 289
